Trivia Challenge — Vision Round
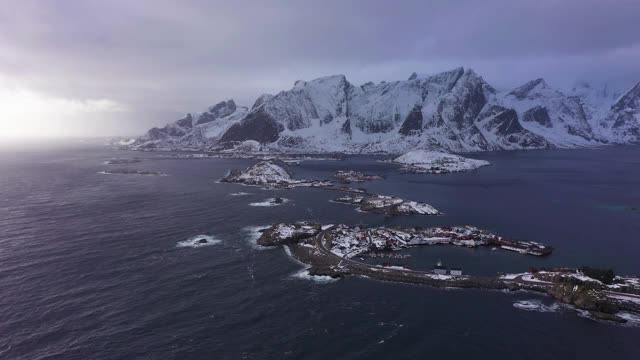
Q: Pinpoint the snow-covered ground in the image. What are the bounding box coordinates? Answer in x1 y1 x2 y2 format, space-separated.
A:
395 200 440 215
607 294 640 305
223 161 332 189
334 193 441 215
223 161 293 184
392 150 490 173
334 170 383 183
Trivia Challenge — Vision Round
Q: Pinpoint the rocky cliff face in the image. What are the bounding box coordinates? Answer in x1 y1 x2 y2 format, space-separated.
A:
601 83 640 143
499 78 597 147
195 100 237 125
128 68 640 154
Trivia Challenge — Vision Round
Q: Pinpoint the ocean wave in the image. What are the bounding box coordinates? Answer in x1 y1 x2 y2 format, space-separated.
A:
243 225 272 250
290 268 338 283
513 300 561 312
229 192 252 196
617 312 640 327
249 198 289 207
282 246 338 283
176 235 221 248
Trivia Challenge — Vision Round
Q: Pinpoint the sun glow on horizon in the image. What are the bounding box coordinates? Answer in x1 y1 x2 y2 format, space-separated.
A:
0 87 127 139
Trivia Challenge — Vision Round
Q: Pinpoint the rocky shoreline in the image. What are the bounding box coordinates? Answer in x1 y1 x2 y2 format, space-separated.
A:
256 222 640 324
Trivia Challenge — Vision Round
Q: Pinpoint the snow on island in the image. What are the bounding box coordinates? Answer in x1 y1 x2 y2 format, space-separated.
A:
392 150 490 174
334 170 383 183
220 161 331 188
257 222 322 246
221 160 292 185
333 193 440 215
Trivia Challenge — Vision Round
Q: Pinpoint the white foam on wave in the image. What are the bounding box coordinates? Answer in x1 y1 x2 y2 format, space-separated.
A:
513 300 561 312
576 310 640 327
176 235 221 248
249 198 289 207
617 312 640 327
515 299 640 326
283 245 338 284
290 268 338 284
243 225 273 250
230 192 252 196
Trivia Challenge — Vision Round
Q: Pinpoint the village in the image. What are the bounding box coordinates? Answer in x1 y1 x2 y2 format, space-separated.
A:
253 222 640 323
327 224 553 264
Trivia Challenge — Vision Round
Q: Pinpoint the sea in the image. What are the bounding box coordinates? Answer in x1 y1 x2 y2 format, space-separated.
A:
1 140 639 359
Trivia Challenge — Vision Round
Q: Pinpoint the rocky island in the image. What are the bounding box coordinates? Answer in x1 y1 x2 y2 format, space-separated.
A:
103 158 142 165
221 160 442 216
391 150 490 174
334 170 383 183
333 194 441 216
98 169 166 176
256 222 640 323
220 160 331 188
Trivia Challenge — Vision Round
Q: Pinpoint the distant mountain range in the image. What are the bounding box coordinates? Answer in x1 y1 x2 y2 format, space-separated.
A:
127 67 640 154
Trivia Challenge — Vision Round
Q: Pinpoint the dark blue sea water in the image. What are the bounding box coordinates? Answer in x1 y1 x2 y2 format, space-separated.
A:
1 141 639 359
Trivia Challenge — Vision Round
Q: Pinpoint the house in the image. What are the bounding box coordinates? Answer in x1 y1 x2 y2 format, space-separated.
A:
433 260 447 275
450 268 463 276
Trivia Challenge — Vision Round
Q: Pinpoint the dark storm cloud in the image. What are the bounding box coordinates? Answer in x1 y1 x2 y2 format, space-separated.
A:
1 0 639 136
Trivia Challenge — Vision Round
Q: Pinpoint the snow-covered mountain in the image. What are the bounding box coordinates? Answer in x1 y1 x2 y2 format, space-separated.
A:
129 68 640 154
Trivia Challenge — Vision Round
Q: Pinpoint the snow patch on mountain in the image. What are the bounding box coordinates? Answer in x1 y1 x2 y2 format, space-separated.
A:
126 68 640 154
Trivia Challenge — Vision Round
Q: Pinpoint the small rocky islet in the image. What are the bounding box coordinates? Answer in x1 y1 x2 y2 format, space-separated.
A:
220 160 440 215
99 168 166 176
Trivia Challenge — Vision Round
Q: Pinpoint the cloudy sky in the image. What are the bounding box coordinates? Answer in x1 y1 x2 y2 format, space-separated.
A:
1 0 639 138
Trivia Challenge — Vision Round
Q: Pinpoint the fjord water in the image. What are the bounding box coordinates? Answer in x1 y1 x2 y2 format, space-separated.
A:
0 142 639 359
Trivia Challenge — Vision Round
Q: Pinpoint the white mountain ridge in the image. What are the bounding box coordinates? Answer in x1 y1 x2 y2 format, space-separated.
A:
128 67 640 154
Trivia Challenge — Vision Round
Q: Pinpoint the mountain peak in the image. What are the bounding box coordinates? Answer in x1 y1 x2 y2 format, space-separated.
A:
311 74 347 83
129 67 639 153
206 99 236 115
508 78 548 99
251 94 274 110
294 74 347 89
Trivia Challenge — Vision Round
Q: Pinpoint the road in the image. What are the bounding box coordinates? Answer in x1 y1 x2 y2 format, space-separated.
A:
309 228 581 291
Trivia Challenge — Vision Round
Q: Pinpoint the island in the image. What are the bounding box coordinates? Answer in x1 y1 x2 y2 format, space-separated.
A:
98 169 166 176
334 170 383 183
391 150 490 174
256 222 640 323
103 158 142 165
220 160 331 188
333 193 441 215
221 160 441 215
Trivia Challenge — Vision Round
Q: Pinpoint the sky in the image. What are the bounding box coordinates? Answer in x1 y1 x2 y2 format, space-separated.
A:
1 0 639 138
